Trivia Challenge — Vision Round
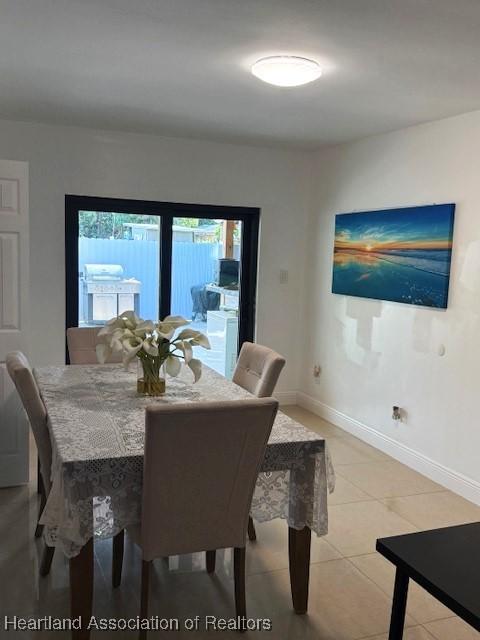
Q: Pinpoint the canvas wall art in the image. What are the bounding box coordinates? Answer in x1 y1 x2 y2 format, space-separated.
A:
332 203 455 308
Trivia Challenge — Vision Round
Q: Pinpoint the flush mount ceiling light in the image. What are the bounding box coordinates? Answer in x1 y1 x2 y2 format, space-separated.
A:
251 56 322 87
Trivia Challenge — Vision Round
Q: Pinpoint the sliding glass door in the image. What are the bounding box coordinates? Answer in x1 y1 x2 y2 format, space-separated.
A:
65 196 259 377
170 217 243 378
76 211 161 325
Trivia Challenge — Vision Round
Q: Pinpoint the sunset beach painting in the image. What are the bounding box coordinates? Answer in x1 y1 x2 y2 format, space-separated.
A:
332 204 455 308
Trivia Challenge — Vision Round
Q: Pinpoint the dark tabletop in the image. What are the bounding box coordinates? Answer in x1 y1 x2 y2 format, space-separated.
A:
377 522 480 631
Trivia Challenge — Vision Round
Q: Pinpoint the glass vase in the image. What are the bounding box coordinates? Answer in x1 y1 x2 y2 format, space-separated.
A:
137 354 166 396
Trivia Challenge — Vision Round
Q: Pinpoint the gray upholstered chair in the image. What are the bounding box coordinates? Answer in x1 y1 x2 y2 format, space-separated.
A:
115 398 278 638
233 341 286 398
6 351 55 575
66 326 122 364
6 351 124 582
232 341 285 540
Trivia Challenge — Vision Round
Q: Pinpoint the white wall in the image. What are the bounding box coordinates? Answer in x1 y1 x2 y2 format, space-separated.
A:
0 118 310 396
5 109 479 498
301 110 480 502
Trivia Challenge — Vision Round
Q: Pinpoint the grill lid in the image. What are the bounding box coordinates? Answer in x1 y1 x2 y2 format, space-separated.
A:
84 264 124 281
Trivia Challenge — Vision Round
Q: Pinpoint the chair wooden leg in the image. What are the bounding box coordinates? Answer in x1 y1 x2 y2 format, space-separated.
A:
35 481 46 538
139 560 151 640
247 516 257 541
40 544 55 576
234 547 246 631
37 457 41 495
112 530 124 588
206 550 216 573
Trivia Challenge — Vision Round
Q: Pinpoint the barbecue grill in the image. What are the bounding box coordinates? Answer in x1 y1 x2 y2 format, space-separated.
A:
82 264 141 324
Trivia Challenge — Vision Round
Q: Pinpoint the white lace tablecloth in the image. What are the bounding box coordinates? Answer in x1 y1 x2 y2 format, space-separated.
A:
34 364 335 558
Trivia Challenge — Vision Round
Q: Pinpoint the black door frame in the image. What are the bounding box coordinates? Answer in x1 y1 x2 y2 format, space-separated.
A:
65 194 260 359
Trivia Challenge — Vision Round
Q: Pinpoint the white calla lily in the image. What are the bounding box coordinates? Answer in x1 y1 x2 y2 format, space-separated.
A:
134 320 155 337
179 340 193 363
176 328 198 340
115 327 133 339
162 315 190 328
122 334 143 349
142 338 159 357
190 333 211 349
96 312 210 387
187 358 202 383
121 335 144 364
165 355 181 377
156 326 175 341
110 329 126 353
157 316 189 338
176 329 211 349
97 317 123 337
95 343 111 364
119 310 141 330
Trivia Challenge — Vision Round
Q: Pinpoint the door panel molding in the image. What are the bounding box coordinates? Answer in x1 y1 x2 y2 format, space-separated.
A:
0 177 20 215
0 159 29 487
0 232 20 329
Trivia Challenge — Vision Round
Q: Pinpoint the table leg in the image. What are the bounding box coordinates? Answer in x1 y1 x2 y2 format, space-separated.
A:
70 537 94 640
388 568 409 640
288 525 311 614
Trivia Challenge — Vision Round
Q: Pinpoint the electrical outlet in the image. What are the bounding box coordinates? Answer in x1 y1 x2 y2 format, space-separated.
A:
313 365 321 378
392 406 402 421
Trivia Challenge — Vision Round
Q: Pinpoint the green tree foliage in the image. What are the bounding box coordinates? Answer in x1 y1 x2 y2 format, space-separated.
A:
173 217 199 228
79 211 216 239
79 212 161 239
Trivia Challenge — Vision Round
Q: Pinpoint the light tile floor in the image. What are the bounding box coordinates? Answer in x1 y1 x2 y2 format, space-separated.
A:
0 405 479 639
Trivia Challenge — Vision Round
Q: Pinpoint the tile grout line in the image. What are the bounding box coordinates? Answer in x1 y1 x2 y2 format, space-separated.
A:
343 552 424 628
421 616 469 640
357 626 426 640
329 495 422 531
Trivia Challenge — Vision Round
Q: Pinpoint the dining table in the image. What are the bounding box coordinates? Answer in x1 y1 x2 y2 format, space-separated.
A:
34 362 335 639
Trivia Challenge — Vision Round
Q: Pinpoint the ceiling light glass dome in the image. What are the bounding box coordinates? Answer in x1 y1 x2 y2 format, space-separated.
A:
251 56 322 87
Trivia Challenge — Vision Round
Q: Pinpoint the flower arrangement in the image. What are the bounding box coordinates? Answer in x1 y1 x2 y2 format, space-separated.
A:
96 310 211 395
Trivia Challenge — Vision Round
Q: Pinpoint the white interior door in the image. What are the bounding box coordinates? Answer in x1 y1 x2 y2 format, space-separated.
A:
0 159 30 487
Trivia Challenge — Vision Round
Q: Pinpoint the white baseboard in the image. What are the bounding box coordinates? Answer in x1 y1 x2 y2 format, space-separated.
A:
297 392 480 507
274 391 298 406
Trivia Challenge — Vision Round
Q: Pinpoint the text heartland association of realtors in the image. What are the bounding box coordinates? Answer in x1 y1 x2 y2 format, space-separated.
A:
3 615 273 632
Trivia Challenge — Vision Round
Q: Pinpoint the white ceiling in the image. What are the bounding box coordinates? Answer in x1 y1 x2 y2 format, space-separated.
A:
2 0 480 149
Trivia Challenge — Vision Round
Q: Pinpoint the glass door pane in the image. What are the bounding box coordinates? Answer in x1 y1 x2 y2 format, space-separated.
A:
78 211 160 325
170 217 242 378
